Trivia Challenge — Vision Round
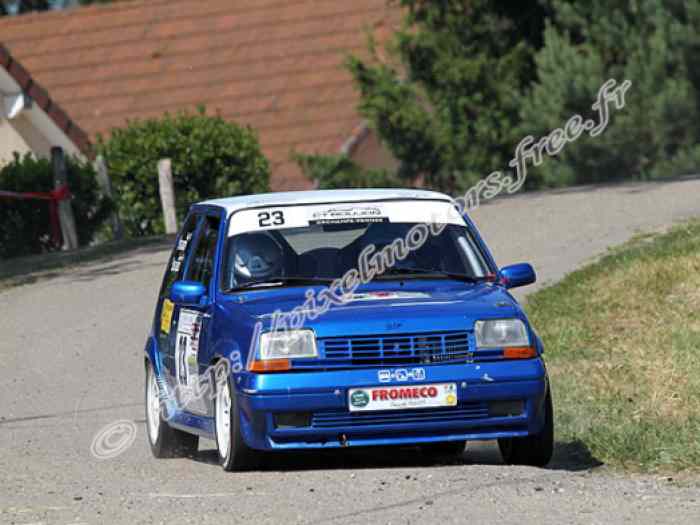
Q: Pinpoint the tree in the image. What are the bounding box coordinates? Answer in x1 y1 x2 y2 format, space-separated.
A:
98 110 270 237
518 0 700 187
295 153 401 189
340 0 546 193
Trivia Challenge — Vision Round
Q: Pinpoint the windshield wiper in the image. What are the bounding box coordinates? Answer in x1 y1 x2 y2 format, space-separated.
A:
376 267 487 283
224 276 334 292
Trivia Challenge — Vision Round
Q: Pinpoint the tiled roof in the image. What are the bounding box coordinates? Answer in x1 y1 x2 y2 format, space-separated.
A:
0 0 397 190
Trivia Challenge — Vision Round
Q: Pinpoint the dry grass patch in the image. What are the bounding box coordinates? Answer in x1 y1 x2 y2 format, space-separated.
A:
526 220 700 472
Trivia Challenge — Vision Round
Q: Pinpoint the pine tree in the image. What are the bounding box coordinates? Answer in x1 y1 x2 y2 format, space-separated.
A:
519 0 700 187
345 0 545 193
297 0 546 193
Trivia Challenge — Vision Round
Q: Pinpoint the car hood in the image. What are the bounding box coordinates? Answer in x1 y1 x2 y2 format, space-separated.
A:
227 283 522 338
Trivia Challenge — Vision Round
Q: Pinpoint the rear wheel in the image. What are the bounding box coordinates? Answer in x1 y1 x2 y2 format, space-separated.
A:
498 390 553 467
420 440 466 458
145 362 198 458
214 375 260 471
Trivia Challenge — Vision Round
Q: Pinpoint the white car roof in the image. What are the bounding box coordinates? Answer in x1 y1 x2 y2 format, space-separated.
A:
200 188 453 216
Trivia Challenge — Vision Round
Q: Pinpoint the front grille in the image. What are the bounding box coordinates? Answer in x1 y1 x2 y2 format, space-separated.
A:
312 401 489 428
316 330 473 367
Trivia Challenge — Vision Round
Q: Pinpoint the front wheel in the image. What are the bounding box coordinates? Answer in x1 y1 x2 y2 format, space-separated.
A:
498 390 553 467
214 374 260 471
145 361 198 458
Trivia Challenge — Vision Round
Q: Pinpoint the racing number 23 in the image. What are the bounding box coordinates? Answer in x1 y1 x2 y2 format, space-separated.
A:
258 210 285 227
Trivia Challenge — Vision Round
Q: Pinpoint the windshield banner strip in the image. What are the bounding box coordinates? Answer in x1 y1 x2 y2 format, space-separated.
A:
227 200 464 236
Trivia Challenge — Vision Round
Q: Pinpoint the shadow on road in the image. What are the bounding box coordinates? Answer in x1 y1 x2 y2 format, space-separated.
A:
0 235 173 290
549 439 603 471
189 438 602 473
67 259 166 283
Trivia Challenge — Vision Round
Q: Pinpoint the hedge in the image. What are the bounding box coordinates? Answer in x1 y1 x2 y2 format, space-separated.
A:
0 153 112 259
98 110 270 237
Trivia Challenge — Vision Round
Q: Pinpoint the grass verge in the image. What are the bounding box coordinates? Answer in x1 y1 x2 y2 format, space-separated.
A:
0 236 172 291
526 220 700 472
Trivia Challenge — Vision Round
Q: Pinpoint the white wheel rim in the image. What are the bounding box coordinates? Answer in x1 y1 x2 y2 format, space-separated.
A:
216 380 231 459
216 376 231 458
146 367 161 445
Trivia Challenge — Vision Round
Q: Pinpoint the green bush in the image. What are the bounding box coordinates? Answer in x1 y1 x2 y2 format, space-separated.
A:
0 153 112 259
98 110 270 237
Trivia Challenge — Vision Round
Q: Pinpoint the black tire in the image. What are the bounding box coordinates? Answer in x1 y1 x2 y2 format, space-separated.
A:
214 374 260 471
145 362 199 458
498 390 553 467
420 440 466 457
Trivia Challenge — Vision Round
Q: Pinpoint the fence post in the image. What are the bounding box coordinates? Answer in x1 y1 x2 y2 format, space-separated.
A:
51 146 79 250
94 155 124 240
158 158 177 234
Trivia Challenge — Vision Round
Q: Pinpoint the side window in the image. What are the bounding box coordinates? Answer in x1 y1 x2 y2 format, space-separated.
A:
160 215 200 299
186 215 221 290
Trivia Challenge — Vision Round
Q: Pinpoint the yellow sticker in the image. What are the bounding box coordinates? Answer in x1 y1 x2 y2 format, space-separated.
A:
160 299 175 333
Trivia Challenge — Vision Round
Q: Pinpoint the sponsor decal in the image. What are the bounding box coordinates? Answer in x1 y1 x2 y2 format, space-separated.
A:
228 200 464 236
170 253 186 273
170 232 191 272
350 390 370 408
371 385 438 401
378 367 426 383
349 383 457 412
309 206 388 225
160 299 174 333
175 310 205 412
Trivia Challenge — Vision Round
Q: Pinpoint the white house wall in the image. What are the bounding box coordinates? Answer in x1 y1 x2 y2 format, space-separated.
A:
0 65 82 167
0 115 33 165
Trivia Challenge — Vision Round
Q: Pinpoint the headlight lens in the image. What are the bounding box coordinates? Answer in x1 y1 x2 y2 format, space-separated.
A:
475 319 529 348
259 329 318 360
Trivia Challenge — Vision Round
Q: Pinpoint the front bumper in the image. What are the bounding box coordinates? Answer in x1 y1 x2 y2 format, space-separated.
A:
235 358 548 450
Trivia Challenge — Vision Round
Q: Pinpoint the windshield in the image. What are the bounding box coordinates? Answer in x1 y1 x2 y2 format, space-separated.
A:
221 220 490 290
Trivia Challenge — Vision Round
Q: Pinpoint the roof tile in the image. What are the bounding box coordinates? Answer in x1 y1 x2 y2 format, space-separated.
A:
0 0 398 190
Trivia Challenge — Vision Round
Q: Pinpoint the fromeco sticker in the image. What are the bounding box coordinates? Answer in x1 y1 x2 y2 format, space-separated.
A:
348 383 457 412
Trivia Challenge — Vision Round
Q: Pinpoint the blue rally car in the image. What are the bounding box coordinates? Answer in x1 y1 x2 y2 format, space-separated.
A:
144 189 553 470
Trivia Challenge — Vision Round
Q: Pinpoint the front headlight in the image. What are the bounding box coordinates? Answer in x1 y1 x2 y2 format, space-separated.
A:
474 319 529 348
259 329 318 360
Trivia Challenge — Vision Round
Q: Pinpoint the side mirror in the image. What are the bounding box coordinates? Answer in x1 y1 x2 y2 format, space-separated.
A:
170 280 206 306
499 263 536 289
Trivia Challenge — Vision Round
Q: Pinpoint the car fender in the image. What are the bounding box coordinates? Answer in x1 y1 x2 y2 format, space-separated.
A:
143 334 164 376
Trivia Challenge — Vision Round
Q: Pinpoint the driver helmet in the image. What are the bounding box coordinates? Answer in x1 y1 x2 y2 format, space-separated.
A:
232 232 284 282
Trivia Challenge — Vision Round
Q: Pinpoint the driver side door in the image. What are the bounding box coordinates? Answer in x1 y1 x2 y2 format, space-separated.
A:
168 213 222 414
155 214 200 385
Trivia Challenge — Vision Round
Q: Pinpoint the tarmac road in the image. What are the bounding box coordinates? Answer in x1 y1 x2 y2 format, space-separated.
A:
1 178 700 525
